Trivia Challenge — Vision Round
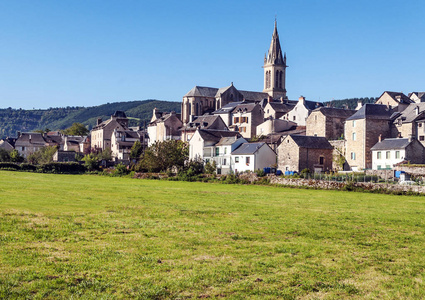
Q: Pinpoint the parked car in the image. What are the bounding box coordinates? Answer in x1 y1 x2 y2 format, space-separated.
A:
399 180 416 185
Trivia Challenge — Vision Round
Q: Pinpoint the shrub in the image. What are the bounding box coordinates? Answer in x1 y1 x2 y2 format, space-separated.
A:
0 162 20 170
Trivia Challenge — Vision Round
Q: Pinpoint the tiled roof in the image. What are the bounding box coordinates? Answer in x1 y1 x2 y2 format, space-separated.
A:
231 142 266 155
15 133 48 146
289 135 333 149
239 90 268 102
216 136 243 146
382 91 413 104
184 86 218 98
346 104 393 121
371 138 412 151
234 103 258 113
197 129 241 143
213 102 243 114
304 100 324 111
181 115 223 130
313 107 357 118
394 103 425 123
268 102 295 113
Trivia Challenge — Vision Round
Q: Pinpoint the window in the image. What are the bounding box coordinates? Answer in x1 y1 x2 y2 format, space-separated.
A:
223 158 227 165
267 109 269 114
377 151 381 159
396 151 400 159
352 132 356 141
234 117 239 123
21 146 25 151
351 152 356 160
420 136 425 141
224 147 227 154
386 151 390 159
293 116 296 121
419 123 423 128
215 147 219 156
352 120 356 127
235 156 239 163
319 156 324 165
315 115 317 121
246 157 250 165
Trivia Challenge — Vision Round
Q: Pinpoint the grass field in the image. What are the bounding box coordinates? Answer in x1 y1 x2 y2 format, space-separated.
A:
1 171 425 299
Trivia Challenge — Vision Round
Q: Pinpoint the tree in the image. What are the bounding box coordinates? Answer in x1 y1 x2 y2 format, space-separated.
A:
62 123 89 136
130 140 143 160
9 150 24 163
0 149 10 162
82 153 99 171
137 140 188 172
27 146 58 165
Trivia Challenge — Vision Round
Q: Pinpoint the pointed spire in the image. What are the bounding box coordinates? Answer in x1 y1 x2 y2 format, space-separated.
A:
265 19 284 66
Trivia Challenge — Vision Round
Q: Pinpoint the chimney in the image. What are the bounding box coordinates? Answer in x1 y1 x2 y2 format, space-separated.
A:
280 96 284 103
408 134 414 142
355 100 363 110
97 118 102 126
415 106 419 115
378 134 382 143
268 96 273 103
298 96 305 103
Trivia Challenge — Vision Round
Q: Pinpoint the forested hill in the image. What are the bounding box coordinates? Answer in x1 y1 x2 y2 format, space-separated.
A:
323 97 378 109
0 100 181 138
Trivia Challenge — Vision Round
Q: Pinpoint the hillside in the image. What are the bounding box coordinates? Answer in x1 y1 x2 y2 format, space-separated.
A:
323 97 377 109
0 100 181 138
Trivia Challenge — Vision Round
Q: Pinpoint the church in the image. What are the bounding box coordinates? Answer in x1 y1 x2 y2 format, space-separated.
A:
181 21 288 125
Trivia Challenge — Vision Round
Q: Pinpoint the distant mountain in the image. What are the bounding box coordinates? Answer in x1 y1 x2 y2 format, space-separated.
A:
0 100 181 138
323 97 378 109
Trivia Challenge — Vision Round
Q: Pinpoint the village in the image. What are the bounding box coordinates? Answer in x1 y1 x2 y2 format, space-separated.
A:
1 22 425 181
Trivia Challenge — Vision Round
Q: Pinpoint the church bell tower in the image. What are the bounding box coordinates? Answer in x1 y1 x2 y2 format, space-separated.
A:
263 20 287 99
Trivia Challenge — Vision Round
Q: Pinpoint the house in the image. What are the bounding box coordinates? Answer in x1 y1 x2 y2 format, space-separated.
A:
281 96 323 126
229 103 264 139
408 92 425 103
212 102 244 127
208 136 247 175
91 111 129 151
111 129 146 161
231 142 277 173
14 133 49 158
0 138 15 151
306 107 356 140
147 110 182 146
53 150 76 162
391 103 425 146
188 129 241 161
344 104 393 171
264 100 295 119
371 137 424 170
256 118 296 136
180 115 228 142
277 135 333 173
375 91 413 112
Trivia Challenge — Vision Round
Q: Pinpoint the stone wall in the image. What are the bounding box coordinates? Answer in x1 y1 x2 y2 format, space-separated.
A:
269 175 425 194
330 140 345 171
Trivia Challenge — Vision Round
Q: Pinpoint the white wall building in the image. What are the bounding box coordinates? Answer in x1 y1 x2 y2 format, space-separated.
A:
231 142 276 173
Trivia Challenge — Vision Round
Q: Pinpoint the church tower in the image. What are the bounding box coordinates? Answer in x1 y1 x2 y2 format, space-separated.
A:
263 20 287 99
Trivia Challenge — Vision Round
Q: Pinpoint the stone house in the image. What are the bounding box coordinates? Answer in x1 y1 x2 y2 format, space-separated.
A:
277 135 333 173
0 138 15 151
147 111 182 146
53 150 76 162
230 103 264 139
306 107 356 140
344 104 393 171
375 91 413 112
371 137 425 170
391 103 425 146
231 142 277 173
188 129 241 161
14 133 49 158
281 96 323 126
91 111 129 151
180 115 228 142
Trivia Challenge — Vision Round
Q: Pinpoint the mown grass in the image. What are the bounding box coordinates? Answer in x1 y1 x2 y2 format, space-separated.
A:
1 171 425 299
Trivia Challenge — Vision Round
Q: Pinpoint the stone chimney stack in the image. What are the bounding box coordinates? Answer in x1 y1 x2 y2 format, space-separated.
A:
97 118 102 126
268 96 273 103
355 101 363 110
378 134 382 143
298 96 305 103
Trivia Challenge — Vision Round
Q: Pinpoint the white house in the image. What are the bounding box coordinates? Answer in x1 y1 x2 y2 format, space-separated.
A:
256 118 296 136
281 96 323 126
208 136 247 175
370 137 425 170
231 142 276 173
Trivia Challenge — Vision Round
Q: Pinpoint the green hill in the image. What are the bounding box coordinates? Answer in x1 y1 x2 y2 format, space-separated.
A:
323 97 377 109
0 100 181 138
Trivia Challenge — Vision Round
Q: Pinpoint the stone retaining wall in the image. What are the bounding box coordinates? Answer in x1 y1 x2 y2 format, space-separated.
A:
269 175 425 194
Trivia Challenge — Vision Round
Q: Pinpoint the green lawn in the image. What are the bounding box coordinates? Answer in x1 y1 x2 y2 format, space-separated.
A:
1 171 425 299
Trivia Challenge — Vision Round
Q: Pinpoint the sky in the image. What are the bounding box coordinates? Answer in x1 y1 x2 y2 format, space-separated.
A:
0 0 425 109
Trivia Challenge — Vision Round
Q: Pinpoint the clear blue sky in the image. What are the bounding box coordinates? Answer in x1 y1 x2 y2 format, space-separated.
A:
1 0 424 109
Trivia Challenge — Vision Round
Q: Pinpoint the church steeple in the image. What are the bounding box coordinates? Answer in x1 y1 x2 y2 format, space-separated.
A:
263 20 287 99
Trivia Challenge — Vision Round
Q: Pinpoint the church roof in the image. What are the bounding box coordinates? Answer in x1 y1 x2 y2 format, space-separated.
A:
265 20 285 66
184 86 218 98
239 90 269 102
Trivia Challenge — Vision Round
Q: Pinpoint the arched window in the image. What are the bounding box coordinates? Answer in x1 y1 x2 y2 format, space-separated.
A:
265 71 269 89
275 70 279 87
195 103 199 115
